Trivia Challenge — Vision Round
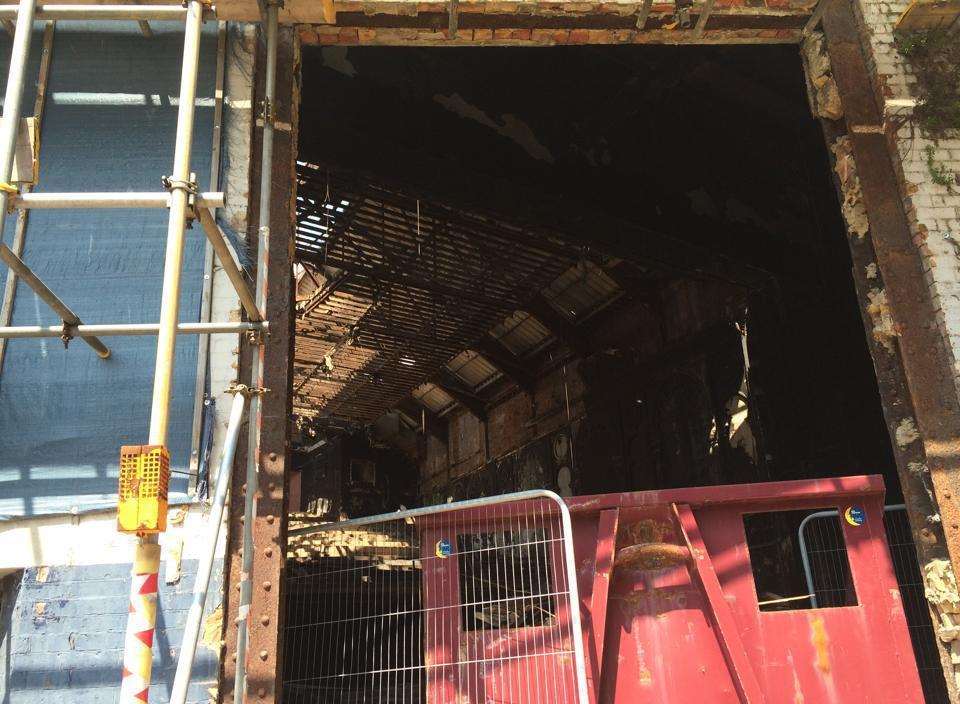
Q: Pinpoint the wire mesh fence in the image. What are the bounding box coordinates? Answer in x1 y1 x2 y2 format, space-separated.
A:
799 506 948 703
283 491 588 704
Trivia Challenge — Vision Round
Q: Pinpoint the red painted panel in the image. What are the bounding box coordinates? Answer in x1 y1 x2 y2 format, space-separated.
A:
569 475 923 704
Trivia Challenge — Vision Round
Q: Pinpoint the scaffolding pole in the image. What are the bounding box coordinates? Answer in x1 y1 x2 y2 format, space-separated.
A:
119 1 205 702
13 190 223 208
0 4 211 20
0 0 113 356
195 206 261 321
235 3 279 698
0 321 266 338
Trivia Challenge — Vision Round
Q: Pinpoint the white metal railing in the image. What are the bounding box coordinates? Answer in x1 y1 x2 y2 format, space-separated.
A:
285 490 590 704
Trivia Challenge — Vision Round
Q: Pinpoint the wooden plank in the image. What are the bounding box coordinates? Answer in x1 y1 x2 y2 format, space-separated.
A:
672 503 765 703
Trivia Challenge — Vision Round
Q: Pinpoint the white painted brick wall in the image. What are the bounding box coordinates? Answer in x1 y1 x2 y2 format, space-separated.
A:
856 0 960 382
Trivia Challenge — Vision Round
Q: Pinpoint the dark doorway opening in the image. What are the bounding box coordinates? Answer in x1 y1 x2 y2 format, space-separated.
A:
285 44 946 703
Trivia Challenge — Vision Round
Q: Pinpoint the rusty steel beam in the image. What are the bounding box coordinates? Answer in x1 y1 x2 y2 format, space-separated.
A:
821 3 960 696
221 25 296 704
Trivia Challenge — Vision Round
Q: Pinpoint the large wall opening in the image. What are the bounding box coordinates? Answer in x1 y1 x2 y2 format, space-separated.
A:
283 44 946 703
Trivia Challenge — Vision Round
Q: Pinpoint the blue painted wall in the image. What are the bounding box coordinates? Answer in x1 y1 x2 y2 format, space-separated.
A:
0 560 223 703
0 22 219 517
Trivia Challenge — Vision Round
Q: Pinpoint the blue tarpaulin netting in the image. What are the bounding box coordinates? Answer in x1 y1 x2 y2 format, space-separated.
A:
0 22 218 517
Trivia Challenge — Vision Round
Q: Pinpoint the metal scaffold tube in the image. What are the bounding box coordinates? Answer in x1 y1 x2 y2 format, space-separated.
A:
235 2 279 698
0 0 113 357
170 389 249 704
0 245 111 356
119 2 205 702
0 4 209 20
14 191 224 208
0 321 266 338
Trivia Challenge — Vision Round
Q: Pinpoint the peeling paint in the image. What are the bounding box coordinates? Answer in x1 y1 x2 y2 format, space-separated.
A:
831 137 870 240
865 262 878 279
433 93 554 163
165 538 184 584
896 418 920 449
924 559 960 689
866 287 898 352
801 33 843 121
809 616 831 673
201 604 224 653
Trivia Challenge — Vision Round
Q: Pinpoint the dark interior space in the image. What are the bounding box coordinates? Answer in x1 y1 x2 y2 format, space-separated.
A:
291 43 895 507
283 43 947 704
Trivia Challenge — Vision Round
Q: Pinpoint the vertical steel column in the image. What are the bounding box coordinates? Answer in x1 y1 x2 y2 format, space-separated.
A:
234 4 279 698
119 3 204 703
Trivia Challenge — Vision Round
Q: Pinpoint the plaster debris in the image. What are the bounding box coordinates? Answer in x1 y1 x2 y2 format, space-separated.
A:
201 605 224 653
802 32 843 121
867 288 898 352
896 418 921 448
434 93 554 163
831 137 870 240
165 538 184 585
924 559 960 687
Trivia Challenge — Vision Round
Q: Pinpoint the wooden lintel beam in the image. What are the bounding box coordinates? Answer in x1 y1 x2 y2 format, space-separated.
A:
524 294 591 357
476 335 536 394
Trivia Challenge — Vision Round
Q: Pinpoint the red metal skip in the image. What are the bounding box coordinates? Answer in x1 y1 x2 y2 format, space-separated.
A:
568 475 923 704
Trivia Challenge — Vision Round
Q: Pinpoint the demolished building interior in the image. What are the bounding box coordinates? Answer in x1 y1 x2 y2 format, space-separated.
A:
282 43 947 702
0 0 956 701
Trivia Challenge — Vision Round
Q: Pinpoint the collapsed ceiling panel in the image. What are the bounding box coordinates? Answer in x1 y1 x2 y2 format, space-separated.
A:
294 165 579 421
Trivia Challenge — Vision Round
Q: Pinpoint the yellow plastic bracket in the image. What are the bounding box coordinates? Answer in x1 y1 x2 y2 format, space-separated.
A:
117 445 170 534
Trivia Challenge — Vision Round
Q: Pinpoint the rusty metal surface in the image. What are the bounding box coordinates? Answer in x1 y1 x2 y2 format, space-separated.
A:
221 25 297 704
822 0 960 600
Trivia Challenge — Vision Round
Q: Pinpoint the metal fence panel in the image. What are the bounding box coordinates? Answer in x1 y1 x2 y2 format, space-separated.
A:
284 490 589 704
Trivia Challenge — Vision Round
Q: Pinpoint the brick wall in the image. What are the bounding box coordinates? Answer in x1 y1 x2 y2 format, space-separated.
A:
0 561 222 704
856 0 960 383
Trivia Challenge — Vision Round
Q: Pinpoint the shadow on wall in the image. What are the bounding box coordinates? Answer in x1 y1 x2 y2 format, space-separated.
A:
0 564 219 704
